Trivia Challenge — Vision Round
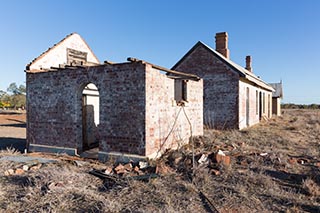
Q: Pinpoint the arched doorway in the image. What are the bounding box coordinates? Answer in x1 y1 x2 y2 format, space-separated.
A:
82 83 100 151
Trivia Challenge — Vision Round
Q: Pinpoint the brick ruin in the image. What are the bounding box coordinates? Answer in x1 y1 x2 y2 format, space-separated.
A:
173 32 274 129
26 31 277 160
26 33 203 160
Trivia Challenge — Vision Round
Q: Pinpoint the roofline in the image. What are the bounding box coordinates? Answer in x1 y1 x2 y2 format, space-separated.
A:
172 41 273 91
26 32 100 70
172 41 245 77
269 82 283 98
127 57 201 81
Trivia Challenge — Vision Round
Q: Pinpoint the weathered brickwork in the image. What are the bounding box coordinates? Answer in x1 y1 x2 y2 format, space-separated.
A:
145 64 203 157
238 80 272 129
173 42 273 129
27 62 203 159
174 44 239 129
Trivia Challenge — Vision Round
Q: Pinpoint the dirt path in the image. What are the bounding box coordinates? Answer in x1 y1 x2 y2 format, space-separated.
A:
0 113 26 151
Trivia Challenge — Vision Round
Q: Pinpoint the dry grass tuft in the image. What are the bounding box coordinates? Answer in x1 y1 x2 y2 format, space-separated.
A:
0 147 21 157
303 178 320 197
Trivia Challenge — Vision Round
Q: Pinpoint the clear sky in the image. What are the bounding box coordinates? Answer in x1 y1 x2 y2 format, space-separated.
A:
0 0 319 104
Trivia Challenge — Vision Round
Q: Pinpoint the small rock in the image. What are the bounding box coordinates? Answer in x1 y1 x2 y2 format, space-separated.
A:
217 150 226 156
8 169 14 175
15 169 24 175
134 166 140 172
198 154 209 164
215 151 231 167
104 167 113 175
297 159 306 164
115 164 126 174
133 166 144 175
139 161 148 169
123 163 133 171
23 165 29 171
260 153 268 156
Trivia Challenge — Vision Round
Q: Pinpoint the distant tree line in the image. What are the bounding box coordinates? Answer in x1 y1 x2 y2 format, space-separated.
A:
282 103 320 109
0 83 26 109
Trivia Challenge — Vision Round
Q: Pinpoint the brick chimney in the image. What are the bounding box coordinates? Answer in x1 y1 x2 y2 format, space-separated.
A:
215 32 230 59
245 55 252 72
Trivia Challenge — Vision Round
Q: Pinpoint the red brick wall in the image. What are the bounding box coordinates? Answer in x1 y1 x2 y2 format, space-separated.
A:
174 44 239 129
145 64 203 157
27 62 203 157
27 62 146 156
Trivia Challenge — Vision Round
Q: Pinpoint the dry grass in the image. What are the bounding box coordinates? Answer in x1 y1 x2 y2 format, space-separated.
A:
0 109 319 212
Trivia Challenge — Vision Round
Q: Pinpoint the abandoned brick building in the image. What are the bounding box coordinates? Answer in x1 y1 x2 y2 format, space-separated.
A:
173 32 274 129
26 33 203 160
269 81 283 116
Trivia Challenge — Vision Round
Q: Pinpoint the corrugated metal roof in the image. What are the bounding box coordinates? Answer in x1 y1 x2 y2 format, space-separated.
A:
269 82 283 98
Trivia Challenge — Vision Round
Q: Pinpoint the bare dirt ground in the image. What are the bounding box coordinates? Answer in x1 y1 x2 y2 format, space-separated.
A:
0 112 26 152
0 109 319 212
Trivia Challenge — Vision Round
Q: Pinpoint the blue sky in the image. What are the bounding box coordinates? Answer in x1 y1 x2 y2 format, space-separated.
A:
0 0 319 104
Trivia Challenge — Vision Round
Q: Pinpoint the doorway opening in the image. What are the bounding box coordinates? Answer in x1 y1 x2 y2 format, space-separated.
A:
268 94 271 118
246 87 250 126
259 91 262 120
82 83 99 152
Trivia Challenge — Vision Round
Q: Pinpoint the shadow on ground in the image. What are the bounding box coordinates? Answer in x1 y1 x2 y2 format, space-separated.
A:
0 123 26 128
0 137 26 152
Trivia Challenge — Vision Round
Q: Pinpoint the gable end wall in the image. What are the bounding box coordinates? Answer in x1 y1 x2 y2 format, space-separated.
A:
174 45 239 129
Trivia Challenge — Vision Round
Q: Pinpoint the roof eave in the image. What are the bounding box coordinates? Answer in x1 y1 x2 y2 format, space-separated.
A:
244 75 275 91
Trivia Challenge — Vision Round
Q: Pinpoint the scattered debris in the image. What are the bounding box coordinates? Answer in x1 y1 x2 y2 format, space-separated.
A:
104 166 113 175
198 154 209 165
123 162 133 171
139 161 148 169
4 169 14 176
114 164 126 174
15 169 24 175
22 165 29 171
214 150 231 167
217 150 226 156
89 169 158 182
297 159 306 165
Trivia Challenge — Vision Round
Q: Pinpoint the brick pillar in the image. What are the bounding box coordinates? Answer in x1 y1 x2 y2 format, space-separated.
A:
245 55 252 72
